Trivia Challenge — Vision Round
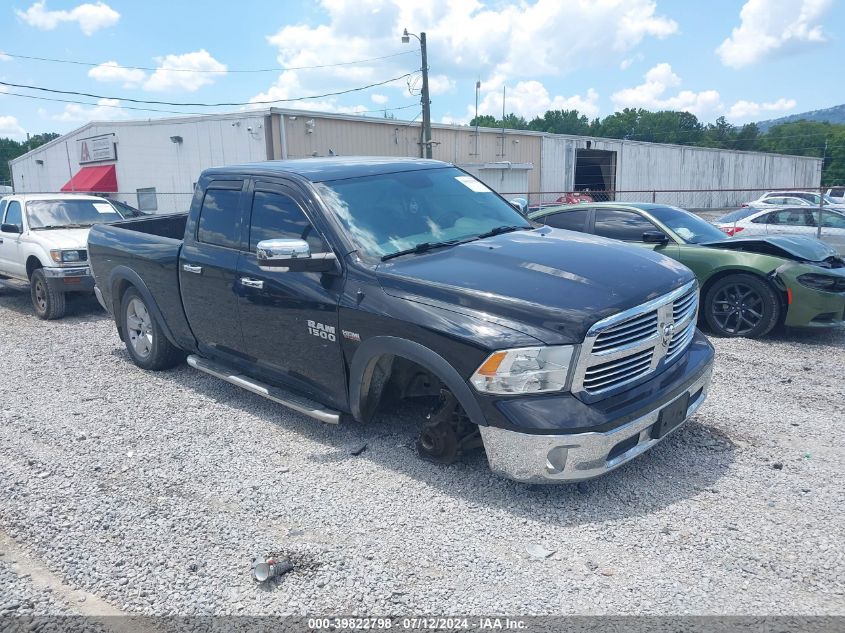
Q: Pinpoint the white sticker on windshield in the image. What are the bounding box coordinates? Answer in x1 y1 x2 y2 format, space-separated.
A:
455 176 491 193
93 203 114 214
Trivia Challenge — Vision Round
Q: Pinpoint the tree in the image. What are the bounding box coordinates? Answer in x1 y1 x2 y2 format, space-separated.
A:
469 115 499 128
528 110 590 135
28 132 60 150
0 132 62 184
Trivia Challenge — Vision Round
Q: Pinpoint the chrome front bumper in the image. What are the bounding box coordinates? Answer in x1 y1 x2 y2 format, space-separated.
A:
480 367 713 483
41 266 91 279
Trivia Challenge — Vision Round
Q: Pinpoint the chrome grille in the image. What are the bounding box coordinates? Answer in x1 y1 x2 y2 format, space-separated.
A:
572 281 699 397
666 286 699 361
592 311 658 353
582 348 654 392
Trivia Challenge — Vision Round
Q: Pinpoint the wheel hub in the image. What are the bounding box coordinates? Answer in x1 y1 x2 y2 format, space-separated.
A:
126 298 154 358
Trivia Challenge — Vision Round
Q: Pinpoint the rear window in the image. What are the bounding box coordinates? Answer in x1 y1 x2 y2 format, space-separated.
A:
197 188 242 249
543 209 589 232
717 208 757 223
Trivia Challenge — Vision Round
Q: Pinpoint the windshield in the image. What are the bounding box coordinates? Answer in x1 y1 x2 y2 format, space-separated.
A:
646 205 727 244
314 167 531 258
26 199 124 229
717 208 757 223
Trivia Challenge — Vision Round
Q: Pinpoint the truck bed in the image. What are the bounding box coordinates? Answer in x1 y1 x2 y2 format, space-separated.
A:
88 213 196 350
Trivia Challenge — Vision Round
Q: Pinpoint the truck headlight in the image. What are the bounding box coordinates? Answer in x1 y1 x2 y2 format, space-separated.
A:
470 346 575 394
50 249 83 263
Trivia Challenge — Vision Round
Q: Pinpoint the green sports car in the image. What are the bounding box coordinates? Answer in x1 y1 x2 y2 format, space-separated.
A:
528 202 845 338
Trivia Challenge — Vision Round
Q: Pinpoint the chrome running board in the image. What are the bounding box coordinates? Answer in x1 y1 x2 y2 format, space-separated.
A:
187 355 341 425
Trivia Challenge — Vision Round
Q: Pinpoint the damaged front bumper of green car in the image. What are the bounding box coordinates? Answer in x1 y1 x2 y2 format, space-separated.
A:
777 263 845 328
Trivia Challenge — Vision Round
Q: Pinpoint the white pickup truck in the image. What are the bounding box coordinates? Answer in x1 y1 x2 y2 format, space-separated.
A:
0 194 143 319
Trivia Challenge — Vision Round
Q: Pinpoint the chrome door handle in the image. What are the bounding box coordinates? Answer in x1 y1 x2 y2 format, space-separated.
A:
240 277 264 289
182 264 203 274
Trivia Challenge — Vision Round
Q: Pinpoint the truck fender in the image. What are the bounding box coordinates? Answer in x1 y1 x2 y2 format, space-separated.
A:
348 336 487 427
107 265 180 347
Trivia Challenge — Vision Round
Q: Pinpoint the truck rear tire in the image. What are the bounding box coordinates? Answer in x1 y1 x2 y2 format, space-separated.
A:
31 269 66 320
120 287 184 370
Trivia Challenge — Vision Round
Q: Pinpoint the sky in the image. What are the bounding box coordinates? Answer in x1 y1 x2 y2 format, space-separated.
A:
1 0 843 141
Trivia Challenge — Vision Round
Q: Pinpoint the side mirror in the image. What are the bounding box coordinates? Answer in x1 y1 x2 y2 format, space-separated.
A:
642 230 669 244
1 223 22 234
256 238 337 273
509 198 528 214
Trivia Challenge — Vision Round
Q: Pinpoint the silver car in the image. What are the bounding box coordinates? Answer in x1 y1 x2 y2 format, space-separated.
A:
715 206 845 254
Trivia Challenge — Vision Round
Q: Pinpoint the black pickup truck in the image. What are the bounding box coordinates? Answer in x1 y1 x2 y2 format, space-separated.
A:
88 158 714 483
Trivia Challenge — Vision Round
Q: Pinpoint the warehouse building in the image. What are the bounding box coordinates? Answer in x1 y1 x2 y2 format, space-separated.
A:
9 107 822 213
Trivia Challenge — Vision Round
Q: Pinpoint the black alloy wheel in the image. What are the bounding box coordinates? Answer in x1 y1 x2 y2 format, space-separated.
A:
704 273 779 338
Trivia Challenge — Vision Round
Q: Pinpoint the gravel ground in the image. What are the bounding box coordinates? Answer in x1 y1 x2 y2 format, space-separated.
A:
0 282 843 616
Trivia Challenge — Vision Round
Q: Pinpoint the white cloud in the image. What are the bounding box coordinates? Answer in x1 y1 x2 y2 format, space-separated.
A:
0 52 11 62
143 50 227 92
0 115 26 140
717 0 833 68
370 93 389 104
249 71 372 114
52 98 129 122
612 62 797 122
427 74 455 95
88 61 147 88
726 98 797 121
254 0 675 112
15 1 119 36
620 53 644 70
612 63 722 117
469 82 599 122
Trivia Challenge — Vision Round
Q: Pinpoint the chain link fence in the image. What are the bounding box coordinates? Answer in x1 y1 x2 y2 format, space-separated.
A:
4 186 844 221
506 186 842 218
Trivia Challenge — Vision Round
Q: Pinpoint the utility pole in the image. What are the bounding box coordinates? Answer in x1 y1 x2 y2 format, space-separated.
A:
500 85 506 157
818 139 828 239
420 32 432 159
403 28 432 159
474 80 480 157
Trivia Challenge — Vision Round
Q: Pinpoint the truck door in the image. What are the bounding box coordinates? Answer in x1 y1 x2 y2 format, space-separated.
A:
0 200 25 279
236 181 346 408
179 180 247 359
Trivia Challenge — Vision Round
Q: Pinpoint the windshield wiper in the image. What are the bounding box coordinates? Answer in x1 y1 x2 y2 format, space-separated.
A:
381 239 462 261
473 224 529 240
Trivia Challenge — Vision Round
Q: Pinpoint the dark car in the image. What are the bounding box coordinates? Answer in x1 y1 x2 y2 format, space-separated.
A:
88 158 714 483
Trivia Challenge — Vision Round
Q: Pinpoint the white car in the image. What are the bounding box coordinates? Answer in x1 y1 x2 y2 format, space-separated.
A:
715 206 845 254
743 190 845 209
827 187 845 204
0 194 140 319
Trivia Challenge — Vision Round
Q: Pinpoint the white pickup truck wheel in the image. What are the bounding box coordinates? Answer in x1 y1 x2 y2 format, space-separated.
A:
120 287 184 371
30 269 66 320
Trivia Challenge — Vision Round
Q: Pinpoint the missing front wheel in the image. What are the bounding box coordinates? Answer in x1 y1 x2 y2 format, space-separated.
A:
416 390 481 464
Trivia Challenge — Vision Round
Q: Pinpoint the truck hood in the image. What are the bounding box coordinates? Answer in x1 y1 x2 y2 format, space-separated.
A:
701 235 842 264
29 228 90 250
376 227 694 344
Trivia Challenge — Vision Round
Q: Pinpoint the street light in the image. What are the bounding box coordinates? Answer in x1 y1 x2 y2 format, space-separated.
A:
402 28 432 159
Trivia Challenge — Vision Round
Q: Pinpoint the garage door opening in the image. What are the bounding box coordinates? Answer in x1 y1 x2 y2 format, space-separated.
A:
575 149 616 201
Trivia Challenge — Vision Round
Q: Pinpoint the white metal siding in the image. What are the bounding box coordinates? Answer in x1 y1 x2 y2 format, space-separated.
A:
10 115 269 213
10 109 822 213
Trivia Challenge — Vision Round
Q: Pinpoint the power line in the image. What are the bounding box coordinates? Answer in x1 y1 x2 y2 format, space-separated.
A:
0 74 414 107
0 50 416 73
1 91 422 117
